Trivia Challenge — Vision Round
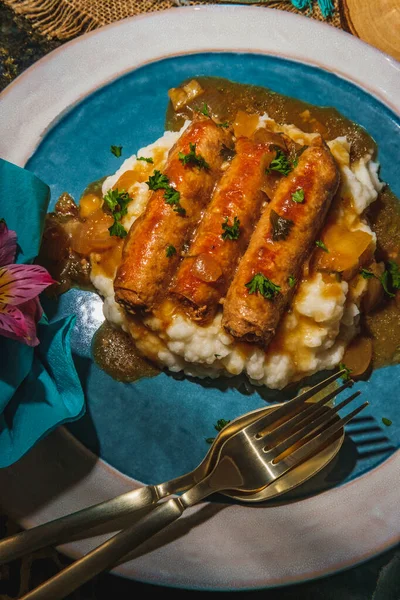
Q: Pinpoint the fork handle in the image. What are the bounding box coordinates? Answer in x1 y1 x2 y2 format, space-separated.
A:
0 485 158 565
20 498 186 600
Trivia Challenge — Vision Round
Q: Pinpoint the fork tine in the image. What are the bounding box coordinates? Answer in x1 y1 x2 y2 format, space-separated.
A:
259 380 354 445
272 400 369 478
244 370 349 437
269 391 362 458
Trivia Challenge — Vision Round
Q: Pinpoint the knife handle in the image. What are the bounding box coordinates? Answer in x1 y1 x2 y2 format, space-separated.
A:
0 485 158 564
20 498 185 600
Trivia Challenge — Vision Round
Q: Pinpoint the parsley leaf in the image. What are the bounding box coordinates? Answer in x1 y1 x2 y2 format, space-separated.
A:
164 186 181 206
200 102 210 117
217 121 229 128
146 171 186 216
221 216 240 241
110 145 122 157
379 270 395 298
266 149 292 176
103 189 131 238
315 240 329 252
205 418 231 444
382 417 392 427
360 263 398 298
291 188 305 203
388 260 400 290
360 268 375 279
175 205 187 216
215 419 231 431
137 156 153 164
166 244 177 257
270 209 294 241
339 362 353 382
108 220 128 238
178 143 210 170
288 274 297 288
245 273 281 299
146 170 170 191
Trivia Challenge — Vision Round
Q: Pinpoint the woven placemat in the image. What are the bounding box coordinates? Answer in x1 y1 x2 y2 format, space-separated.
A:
2 0 343 40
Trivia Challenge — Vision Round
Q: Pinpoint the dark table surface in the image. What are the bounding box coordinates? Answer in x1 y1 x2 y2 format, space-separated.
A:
0 3 399 598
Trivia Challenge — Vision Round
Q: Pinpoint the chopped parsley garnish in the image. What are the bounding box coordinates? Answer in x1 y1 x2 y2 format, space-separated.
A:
217 121 230 128
382 417 392 427
164 186 181 207
110 145 122 157
108 220 127 238
245 273 281 300
270 209 294 241
166 244 177 257
360 268 375 279
288 274 297 288
137 156 153 164
360 262 399 298
146 170 186 216
103 188 131 238
220 143 236 161
388 260 400 290
205 418 231 444
146 170 170 191
291 188 305 203
178 143 210 170
339 362 353 382
221 216 240 241
215 418 231 431
266 149 292 176
200 102 210 117
214 354 221 358
379 270 395 298
315 240 329 252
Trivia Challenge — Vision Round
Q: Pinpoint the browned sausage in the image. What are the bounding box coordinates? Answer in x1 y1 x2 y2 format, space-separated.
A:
114 117 231 312
222 137 340 346
170 135 286 322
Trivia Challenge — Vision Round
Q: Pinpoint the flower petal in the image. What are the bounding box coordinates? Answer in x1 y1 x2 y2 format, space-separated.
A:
0 299 43 347
18 298 42 346
0 221 17 267
0 264 56 306
0 303 28 341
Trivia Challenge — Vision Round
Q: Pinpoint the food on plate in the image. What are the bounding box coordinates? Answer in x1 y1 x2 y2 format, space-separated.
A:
222 138 340 345
170 134 288 322
114 116 231 313
38 77 400 390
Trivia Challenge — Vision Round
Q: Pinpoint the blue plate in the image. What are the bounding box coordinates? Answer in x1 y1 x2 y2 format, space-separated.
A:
27 52 400 494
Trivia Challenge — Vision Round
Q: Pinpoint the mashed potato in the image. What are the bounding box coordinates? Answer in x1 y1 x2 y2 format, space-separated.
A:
91 117 383 390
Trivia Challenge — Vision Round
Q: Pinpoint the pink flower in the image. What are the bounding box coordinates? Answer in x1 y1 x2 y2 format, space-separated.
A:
0 220 56 347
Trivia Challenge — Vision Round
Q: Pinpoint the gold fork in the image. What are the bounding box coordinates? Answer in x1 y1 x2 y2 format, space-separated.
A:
20 379 367 600
0 370 345 565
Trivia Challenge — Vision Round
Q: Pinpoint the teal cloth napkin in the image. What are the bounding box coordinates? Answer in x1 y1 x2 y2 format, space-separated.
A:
0 158 85 468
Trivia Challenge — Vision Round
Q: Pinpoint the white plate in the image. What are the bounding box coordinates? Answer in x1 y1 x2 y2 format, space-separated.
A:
0 6 399 591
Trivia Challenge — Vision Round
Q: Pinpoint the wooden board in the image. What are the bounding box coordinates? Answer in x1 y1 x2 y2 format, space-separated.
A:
342 0 400 61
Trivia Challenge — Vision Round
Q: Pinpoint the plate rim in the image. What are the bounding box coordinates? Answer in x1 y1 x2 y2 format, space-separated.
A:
1 6 399 166
0 5 399 591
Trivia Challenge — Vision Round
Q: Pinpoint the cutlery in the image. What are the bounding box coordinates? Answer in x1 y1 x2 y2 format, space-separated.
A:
19 380 367 600
0 370 345 564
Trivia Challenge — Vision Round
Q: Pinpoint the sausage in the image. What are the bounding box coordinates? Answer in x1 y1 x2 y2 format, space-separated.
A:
114 117 231 312
170 135 285 322
221 137 340 346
